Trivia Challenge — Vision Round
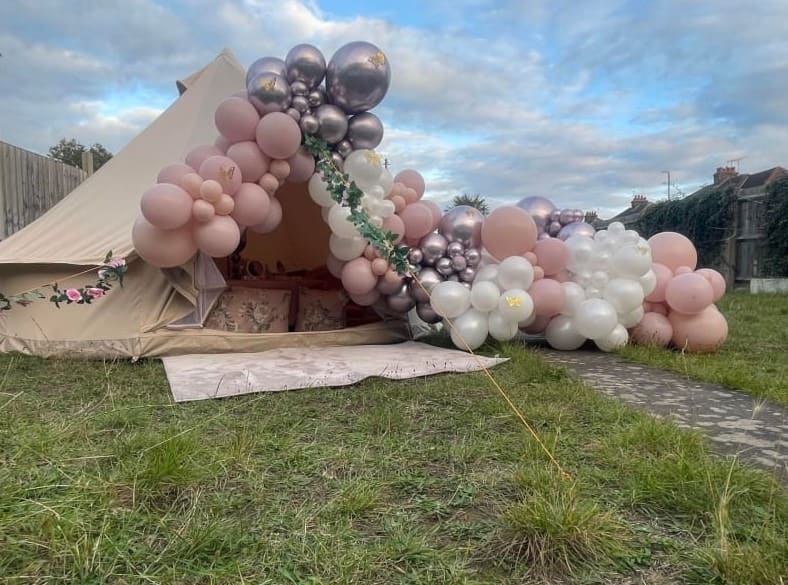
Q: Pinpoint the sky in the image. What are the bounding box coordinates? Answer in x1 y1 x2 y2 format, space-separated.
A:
1 0 786 217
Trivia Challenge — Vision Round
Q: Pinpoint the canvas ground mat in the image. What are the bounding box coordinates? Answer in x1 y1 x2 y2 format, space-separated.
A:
162 341 508 402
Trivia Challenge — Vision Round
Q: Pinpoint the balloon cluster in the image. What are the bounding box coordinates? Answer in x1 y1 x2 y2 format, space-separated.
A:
516 196 593 241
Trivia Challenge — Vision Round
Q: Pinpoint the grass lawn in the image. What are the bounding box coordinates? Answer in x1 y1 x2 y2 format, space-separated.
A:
1 342 786 584
618 292 788 407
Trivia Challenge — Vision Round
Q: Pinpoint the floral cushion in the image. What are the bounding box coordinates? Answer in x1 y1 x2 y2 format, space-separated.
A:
204 288 291 334
295 288 348 332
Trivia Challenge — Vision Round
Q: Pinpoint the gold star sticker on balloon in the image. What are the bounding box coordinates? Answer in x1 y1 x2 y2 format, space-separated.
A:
220 165 236 181
367 51 386 67
364 151 381 166
262 78 276 91
505 295 521 308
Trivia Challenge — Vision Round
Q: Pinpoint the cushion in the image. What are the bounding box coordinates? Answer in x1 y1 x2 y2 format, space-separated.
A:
295 288 348 332
204 287 291 333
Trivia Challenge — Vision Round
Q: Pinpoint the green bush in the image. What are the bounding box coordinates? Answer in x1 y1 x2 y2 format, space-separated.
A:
762 177 788 276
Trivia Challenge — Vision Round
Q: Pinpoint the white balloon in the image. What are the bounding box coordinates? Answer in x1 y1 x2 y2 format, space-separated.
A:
545 315 586 351
590 271 609 289
497 256 534 291
470 280 501 312
639 269 657 296
365 185 385 200
560 282 586 316
430 281 471 319
378 168 394 197
611 243 652 278
328 204 360 238
377 199 396 218
488 309 519 341
619 305 645 328
321 205 331 222
497 289 534 323
603 277 645 313
608 221 626 235
519 312 536 328
308 173 335 207
566 236 595 271
450 309 489 350
329 234 367 261
572 298 618 340
344 149 383 187
595 324 629 352
474 264 499 284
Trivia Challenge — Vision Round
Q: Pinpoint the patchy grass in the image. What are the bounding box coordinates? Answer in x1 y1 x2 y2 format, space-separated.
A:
0 343 785 584
618 292 788 406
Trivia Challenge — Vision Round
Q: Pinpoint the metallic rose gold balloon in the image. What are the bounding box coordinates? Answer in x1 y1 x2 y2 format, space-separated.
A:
315 104 349 144
385 282 416 313
409 267 442 303
439 205 484 247
285 44 326 89
326 41 391 114
558 221 596 241
246 57 286 86
416 302 442 324
347 112 384 150
247 72 291 115
516 196 557 233
419 233 448 266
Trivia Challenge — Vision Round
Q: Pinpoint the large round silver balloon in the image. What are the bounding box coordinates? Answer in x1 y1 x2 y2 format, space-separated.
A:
419 233 448 266
285 44 326 89
410 267 443 303
247 72 291 115
347 113 384 150
439 205 484 248
325 41 391 114
315 104 349 144
558 221 596 241
516 196 557 233
246 56 287 86
416 302 442 324
386 283 416 313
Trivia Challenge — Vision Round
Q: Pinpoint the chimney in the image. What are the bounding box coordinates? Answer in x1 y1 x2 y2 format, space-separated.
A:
714 166 738 185
585 210 598 223
630 194 649 209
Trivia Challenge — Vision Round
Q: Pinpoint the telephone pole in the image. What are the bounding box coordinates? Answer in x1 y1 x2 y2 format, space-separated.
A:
662 170 671 201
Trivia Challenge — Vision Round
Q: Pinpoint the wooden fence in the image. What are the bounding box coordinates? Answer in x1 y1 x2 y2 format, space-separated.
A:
0 141 87 239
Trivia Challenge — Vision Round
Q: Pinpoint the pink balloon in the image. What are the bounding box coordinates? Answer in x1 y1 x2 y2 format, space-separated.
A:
231 183 270 226
269 159 291 180
199 155 242 196
192 199 215 223
630 312 673 347
349 289 380 306
648 231 698 272
553 269 571 283
523 314 551 334
651 302 668 316
214 193 235 216
400 203 434 240
363 245 378 260
675 265 692 275
665 273 714 315
390 195 406 213
199 179 223 203
394 169 425 199
214 96 259 143
226 141 270 183
132 216 197 268
194 215 241 257
214 135 230 153
642 301 653 313
534 238 569 275
402 188 419 205
287 147 316 183
249 196 282 234
669 305 728 353
256 112 301 160
181 173 204 199
341 257 378 295
645 262 673 303
696 268 726 302
529 278 565 317
382 214 406 244
326 254 346 279
157 163 195 185
421 200 442 228
523 251 538 266
140 183 193 229
185 144 223 170
481 205 538 261
258 173 279 195
371 258 389 276
533 266 545 280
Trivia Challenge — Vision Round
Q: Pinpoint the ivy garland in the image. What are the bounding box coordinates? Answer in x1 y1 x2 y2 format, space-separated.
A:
763 176 788 276
303 136 413 274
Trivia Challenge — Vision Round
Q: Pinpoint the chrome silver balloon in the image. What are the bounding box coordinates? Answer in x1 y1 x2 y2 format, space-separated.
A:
419 233 448 266
558 221 596 241
290 80 308 96
285 43 326 89
516 196 557 233
538 232 552 241
439 205 484 248
459 267 476 282
299 113 320 135
549 220 562 236
246 56 286 86
386 283 416 313
325 41 391 114
331 152 345 171
315 104 349 144
446 241 464 257
435 257 454 276
447 274 460 282
416 302 442 324
407 247 424 265
286 108 301 122
550 209 561 223
307 88 327 108
451 255 467 271
559 208 574 225
291 95 310 113
573 209 585 222
464 248 481 267
336 139 353 158
347 112 384 150
409 267 442 303
247 72 291 115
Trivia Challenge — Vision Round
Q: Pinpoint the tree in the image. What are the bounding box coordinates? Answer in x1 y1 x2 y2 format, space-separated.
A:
48 139 113 172
447 193 490 215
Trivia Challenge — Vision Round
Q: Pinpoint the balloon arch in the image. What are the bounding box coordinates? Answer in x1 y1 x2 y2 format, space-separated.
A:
132 41 729 354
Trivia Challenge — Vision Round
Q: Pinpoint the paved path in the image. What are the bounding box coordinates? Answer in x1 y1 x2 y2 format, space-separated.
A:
537 348 788 479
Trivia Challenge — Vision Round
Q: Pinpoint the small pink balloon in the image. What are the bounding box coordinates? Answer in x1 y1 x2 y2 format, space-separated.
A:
326 254 346 279
363 245 378 260
286 147 316 183
534 238 569 275
646 262 673 303
648 231 698 272
630 312 673 347
157 163 195 185
371 258 389 276
523 314 551 334
384 269 402 285
214 193 235 216
349 289 380 306
524 251 538 266
482 205 538 261
420 200 442 228
140 183 193 229
185 144 223 170
249 196 282 234
231 182 270 226
675 265 692 275
390 195 406 213
132 216 197 268
394 169 425 199
194 215 241 257
533 266 545 280
258 173 279 195
382 214 406 244
400 202 434 240
256 112 301 160
553 269 571 283
226 141 270 183
199 179 223 203
402 187 419 205
696 268 726 301
214 96 259 143
341 257 378 295
529 278 565 316
665 272 714 315
199 155 242 195
214 135 230 153
181 173 204 199
269 159 291 180
192 199 216 223
669 305 728 352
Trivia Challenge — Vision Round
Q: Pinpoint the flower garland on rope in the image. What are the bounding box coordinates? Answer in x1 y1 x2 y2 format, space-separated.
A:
0 252 127 312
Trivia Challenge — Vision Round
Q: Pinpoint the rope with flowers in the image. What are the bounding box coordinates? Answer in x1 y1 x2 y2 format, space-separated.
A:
0 252 127 312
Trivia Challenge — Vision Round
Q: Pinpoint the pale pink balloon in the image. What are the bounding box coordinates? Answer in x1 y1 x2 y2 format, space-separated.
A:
402 188 419 205
523 314 551 334
199 179 223 203
421 200 442 228
552 269 571 283
642 301 653 312
645 262 673 303
214 135 230 153
231 183 270 226
696 268 726 301
650 302 668 316
648 231 698 272
394 169 425 199
363 245 378 260
194 215 241 257
132 216 197 268
630 312 673 347
482 205 538 261
533 266 545 280
349 289 381 306
214 193 235 216
199 155 242 196
382 214 406 244
529 278 565 316
214 96 260 143
256 112 301 160
287 147 316 183
534 238 569 275
181 173 204 199
371 258 389 276
341 257 378 295
390 195 406 213
665 273 714 314
192 199 216 223
326 254 345 279
140 183 193 229
669 305 728 353
249 196 282 234
185 144 223 170
400 203 434 240
226 141 270 183
157 163 195 185
269 159 291 180
675 265 692 275
258 173 279 195
524 251 538 266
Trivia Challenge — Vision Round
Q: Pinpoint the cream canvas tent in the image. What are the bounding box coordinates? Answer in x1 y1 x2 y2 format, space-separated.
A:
0 49 408 358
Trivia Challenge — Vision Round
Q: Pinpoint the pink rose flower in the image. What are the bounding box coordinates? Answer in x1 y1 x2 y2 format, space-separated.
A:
86 288 105 299
65 288 82 302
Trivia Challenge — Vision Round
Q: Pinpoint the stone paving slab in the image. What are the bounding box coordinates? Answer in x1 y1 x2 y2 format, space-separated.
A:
537 348 788 480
